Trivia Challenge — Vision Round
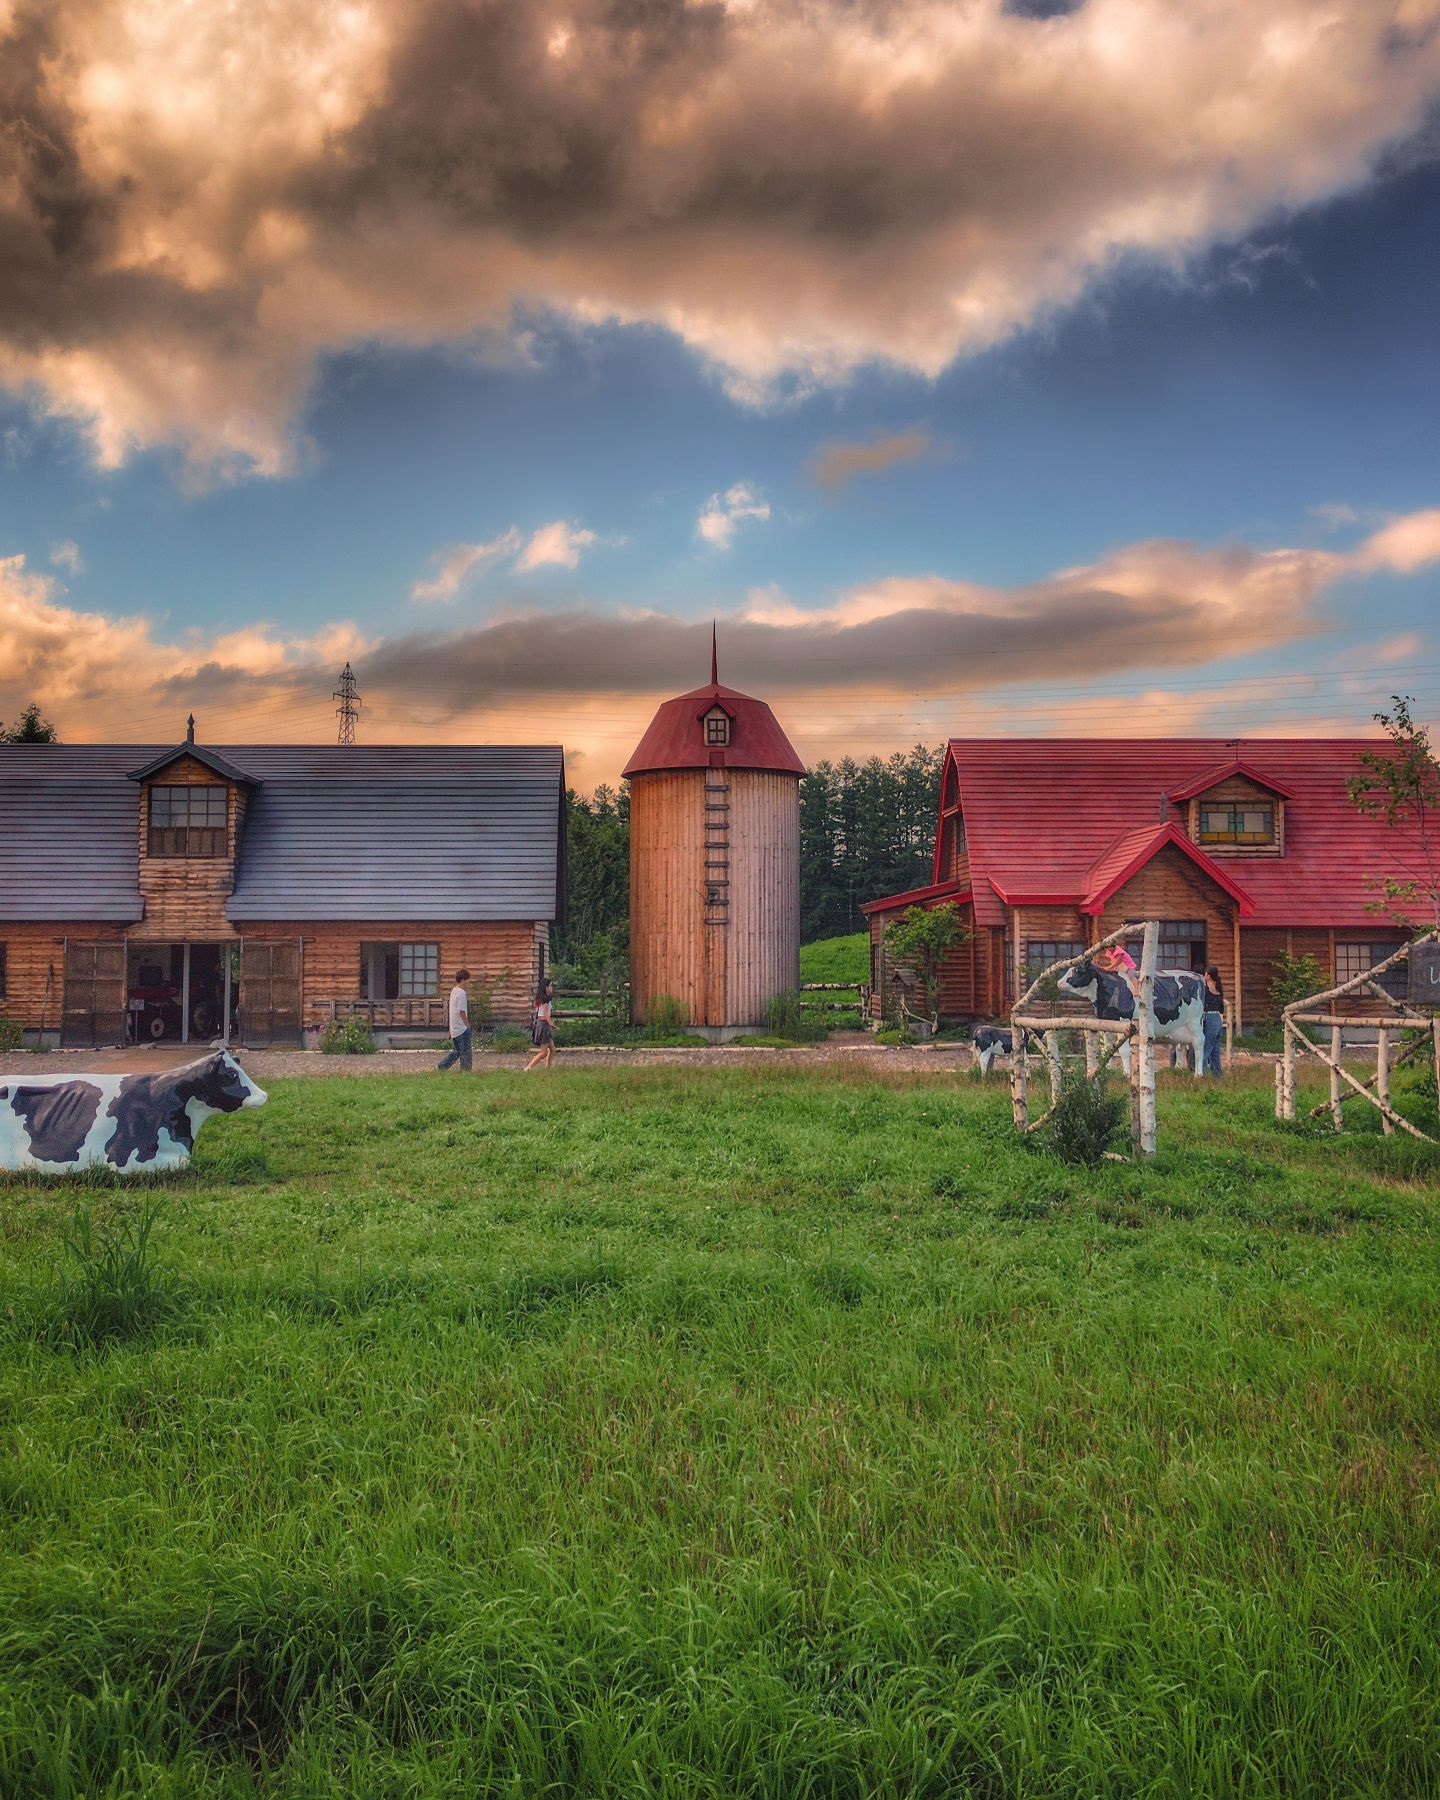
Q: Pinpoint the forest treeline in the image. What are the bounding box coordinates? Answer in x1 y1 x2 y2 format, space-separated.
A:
556 745 943 963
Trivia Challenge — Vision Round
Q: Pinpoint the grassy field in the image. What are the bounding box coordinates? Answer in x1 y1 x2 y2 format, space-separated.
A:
800 933 870 987
2 1063 1439 1798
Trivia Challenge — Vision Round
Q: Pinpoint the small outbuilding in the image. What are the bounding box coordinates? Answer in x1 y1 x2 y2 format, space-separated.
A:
624 644 803 1035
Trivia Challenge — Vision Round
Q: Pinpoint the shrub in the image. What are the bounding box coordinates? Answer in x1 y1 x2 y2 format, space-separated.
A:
54 1199 179 1347
0 1014 23 1052
468 969 512 1032
1044 1068 1128 1168
1268 951 1324 1013
319 1016 378 1055
764 989 828 1042
646 995 689 1039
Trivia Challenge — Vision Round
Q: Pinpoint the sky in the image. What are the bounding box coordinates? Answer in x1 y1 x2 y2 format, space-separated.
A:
1 0 1439 788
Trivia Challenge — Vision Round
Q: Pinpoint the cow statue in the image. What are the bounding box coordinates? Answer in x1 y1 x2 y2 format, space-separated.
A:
0 1049 266 1174
971 1024 1043 1076
1057 962 1207 1077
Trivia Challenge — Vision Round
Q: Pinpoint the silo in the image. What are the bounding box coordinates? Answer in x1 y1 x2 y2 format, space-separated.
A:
624 643 803 1034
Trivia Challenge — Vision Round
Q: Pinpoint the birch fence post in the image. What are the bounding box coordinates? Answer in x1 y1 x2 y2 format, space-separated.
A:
1135 919 1158 1159
1330 1026 1344 1131
1280 1018 1296 1121
1044 1030 1063 1110
1011 1028 1029 1134
1376 1029 1392 1136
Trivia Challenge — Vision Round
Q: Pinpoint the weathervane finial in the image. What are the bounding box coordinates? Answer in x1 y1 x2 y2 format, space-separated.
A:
710 620 718 687
186 713 195 744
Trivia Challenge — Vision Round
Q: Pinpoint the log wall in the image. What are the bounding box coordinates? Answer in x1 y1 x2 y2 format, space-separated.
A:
134 755 245 942
1183 774 1285 857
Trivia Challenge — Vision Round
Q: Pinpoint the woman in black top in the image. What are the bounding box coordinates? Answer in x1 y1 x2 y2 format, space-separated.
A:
1202 964 1225 1077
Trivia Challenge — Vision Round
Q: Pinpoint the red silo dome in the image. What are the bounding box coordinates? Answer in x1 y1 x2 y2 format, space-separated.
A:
623 679 804 778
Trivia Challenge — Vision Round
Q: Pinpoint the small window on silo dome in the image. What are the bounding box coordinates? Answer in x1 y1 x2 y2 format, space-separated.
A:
704 706 730 748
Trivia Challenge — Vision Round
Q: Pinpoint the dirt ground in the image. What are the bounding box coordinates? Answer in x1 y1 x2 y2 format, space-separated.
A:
0 1038 1282 1080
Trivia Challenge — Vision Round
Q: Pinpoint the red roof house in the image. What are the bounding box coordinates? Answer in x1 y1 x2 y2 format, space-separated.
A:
862 739 1427 1028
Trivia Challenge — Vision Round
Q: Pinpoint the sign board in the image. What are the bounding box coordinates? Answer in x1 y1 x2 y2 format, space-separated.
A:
1408 941 1440 1009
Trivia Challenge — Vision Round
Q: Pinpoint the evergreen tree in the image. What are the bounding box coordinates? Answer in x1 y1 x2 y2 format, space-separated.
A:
0 701 59 743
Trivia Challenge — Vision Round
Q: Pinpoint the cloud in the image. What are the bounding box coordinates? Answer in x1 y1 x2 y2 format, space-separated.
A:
515 519 598 572
697 483 771 550
7 506 1438 775
5 1 1440 476
808 430 933 491
49 540 83 574
1355 509 1440 576
410 530 523 602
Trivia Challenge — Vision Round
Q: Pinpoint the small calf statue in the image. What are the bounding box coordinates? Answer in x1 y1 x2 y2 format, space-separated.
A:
0 1049 266 1174
971 1025 1043 1076
1056 961 1206 1077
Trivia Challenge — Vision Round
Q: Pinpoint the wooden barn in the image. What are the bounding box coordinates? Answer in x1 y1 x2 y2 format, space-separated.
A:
0 727 566 1047
624 651 803 1034
863 739 1425 1032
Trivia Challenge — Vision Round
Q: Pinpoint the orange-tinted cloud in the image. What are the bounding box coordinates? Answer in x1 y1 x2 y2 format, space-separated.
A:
6 507 1436 777
808 430 933 491
4 0 1440 476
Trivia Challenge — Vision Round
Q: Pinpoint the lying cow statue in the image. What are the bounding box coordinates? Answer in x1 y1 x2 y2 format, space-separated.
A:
0 1049 266 1174
1057 961 1206 1077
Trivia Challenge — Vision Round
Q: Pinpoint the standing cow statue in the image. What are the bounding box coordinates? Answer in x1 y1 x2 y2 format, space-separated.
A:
0 1049 266 1174
1057 961 1207 1077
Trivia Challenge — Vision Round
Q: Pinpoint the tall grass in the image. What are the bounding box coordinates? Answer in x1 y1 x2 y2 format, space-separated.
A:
1 1063 1437 1796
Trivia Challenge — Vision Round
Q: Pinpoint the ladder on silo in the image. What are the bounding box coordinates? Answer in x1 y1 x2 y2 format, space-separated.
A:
704 773 730 927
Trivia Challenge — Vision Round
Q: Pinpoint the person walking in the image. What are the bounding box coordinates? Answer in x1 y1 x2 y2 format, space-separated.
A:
1202 964 1225 1077
525 975 557 1072
437 969 472 1072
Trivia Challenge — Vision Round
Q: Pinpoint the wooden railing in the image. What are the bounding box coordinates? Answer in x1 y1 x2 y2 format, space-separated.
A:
326 997 448 1029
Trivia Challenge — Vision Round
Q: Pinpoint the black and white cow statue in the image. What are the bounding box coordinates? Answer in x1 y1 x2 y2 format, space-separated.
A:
1057 962 1207 1077
0 1049 266 1174
971 1025 1042 1075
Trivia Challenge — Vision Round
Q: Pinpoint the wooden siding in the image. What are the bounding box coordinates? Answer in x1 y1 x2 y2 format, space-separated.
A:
630 769 799 1028
0 922 119 1036
241 920 542 1033
1184 773 1285 857
135 756 243 942
1095 844 1238 1001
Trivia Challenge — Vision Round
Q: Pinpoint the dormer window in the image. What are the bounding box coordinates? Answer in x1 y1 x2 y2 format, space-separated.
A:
704 707 730 748
148 783 227 857
1199 804 1274 846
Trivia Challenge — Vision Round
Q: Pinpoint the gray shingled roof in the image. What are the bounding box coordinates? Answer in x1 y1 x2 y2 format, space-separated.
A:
0 745 565 924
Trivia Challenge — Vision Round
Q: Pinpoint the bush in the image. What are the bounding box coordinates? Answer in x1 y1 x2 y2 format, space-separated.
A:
1269 951 1324 1013
318 1017 378 1055
646 995 689 1039
53 1199 179 1348
1044 1069 1128 1168
764 989 828 1042
0 1014 23 1052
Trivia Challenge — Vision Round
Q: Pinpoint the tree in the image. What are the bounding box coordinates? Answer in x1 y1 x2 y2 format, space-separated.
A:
0 701 59 743
1347 695 1440 928
882 901 968 1026
800 743 943 940
553 783 631 962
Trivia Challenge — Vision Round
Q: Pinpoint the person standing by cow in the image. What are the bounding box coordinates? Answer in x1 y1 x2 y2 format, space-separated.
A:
1202 965 1225 1077
437 969 472 1073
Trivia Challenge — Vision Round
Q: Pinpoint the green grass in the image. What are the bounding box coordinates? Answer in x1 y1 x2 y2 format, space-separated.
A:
800 932 870 986
2 1064 1439 1797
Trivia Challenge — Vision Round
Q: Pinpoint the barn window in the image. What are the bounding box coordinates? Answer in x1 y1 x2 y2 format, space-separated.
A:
704 707 730 747
147 783 227 857
361 941 440 999
1199 804 1274 845
1025 939 1086 972
1336 940 1408 1001
1120 921 1208 971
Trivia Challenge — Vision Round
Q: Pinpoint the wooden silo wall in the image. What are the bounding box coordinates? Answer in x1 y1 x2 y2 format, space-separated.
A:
630 770 800 1028
725 772 800 1026
630 771 707 1026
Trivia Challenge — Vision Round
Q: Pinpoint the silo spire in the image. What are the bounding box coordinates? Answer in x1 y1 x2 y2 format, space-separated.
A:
710 621 719 687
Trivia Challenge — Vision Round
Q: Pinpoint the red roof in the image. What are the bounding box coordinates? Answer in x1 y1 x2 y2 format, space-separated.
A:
901 739 1410 930
623 680 805 778
1073 821 1255 916
1166 756 1298 803
861 880 971 917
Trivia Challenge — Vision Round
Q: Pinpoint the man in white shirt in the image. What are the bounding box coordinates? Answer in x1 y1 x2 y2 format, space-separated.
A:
437 969 472 1072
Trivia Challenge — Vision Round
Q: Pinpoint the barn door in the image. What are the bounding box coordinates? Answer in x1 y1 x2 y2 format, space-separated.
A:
61 940 127 1047
238 940 302 1046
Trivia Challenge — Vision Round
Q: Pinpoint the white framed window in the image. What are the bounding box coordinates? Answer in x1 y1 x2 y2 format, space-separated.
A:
362 941 440 999
704 707 730 747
